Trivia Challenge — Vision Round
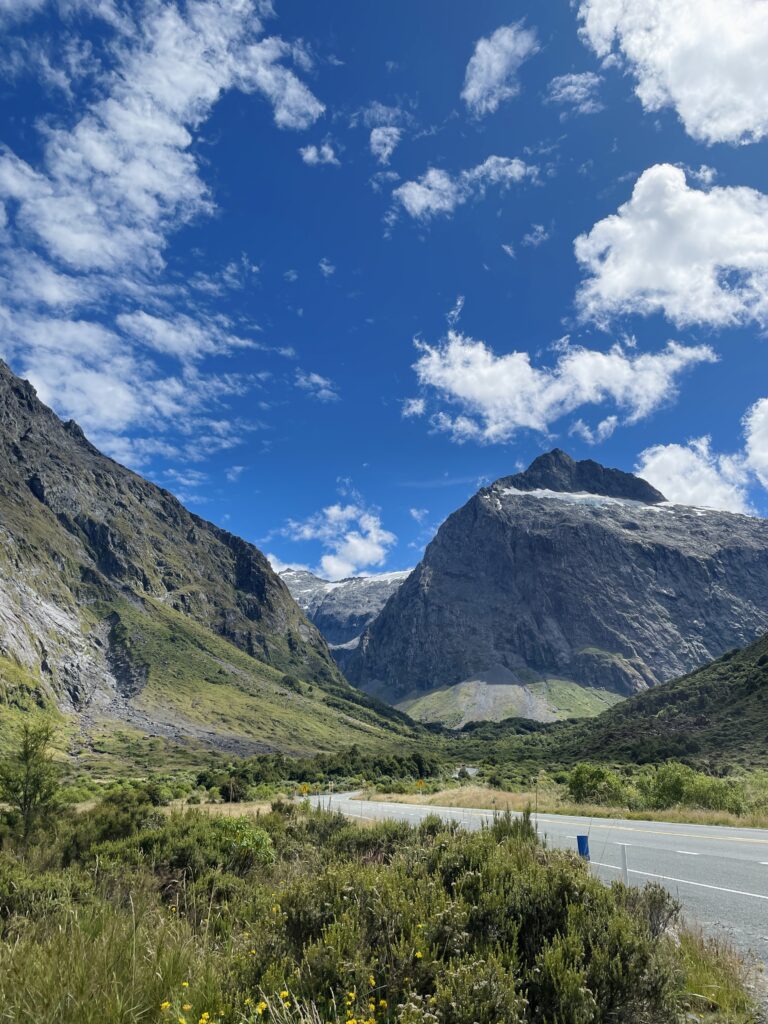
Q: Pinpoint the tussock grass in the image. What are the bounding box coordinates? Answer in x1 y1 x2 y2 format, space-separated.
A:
366 785 768 829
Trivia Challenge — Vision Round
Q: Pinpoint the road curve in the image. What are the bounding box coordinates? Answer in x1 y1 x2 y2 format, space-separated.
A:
311 792 768 964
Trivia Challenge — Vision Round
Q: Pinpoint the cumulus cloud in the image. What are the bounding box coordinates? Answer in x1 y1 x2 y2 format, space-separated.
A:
282 501 397 580
546 71 603 115
392 156 537 222
299 142 340 166
370 126 401 165
636 438 752 513
411 330 716 444
0 1 323 465
318 257 336 277
578 0 768 144
461 22 539 117
635 396 768 513
575 164 768 328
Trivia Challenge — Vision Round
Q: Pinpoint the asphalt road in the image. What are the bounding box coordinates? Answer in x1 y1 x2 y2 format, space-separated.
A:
311 792 768 964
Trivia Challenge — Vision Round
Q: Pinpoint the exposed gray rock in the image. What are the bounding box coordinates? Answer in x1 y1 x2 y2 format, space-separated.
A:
280 566 411 646
0 359 344 720
346 451 768 717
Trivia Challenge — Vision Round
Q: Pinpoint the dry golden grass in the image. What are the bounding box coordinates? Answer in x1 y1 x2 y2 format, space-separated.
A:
364 785 768 828
166 798 274 817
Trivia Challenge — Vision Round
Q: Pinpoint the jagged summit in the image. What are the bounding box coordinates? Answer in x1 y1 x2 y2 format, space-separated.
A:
493 449 666 505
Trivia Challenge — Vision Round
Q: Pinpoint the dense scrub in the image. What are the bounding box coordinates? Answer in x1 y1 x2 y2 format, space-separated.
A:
0 788 757 1024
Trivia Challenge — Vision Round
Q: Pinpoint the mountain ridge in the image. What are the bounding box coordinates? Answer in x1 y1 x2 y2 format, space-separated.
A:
0 360 418 759
347 452 768 723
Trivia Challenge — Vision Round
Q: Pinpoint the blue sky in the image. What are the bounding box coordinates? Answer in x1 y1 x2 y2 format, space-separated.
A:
1 0 768 578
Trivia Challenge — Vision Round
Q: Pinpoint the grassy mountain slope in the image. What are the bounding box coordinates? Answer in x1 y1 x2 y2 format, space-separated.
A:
0 361 420 759
461 633 768 770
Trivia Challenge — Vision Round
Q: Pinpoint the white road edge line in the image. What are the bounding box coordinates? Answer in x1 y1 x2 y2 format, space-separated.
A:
675 851 699 856
590 861 768 900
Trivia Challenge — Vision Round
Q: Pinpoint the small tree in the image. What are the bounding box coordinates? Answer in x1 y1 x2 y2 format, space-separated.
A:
0 721 60 843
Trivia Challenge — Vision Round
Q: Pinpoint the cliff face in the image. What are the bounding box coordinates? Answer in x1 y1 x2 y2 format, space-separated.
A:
346 451 768 719
0 360 411 754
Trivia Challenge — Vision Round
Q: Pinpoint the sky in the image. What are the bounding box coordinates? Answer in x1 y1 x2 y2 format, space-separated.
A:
1 0 768 580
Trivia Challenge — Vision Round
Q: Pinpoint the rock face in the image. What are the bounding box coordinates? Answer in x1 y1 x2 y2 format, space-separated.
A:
0 360 396 751
280 567 411 646
346 450 768 718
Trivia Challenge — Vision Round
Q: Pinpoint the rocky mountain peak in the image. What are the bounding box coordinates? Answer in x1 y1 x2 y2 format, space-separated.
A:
493 449 666 505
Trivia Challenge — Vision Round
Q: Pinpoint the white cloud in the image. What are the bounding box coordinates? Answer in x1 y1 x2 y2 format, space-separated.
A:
501 242 516 259
401 397 425 418
446 295 465 327
546 71 603 115
283 502 397 580
461 22 539 117
117 310 253 360
409 507 429 523
295 369 339 402
635 438 752 513
299 142 340 166
0 1 324 463
226 464 245 482
569 414 618 444
578 0 768 144
392 156 537 222
575 164 768 328
634 395 768 513
412 330 716 444
318 257 335 277
522 223 550 247
370 126 401 165
744 398 768 487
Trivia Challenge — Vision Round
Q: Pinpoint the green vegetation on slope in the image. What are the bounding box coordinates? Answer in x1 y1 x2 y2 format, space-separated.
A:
397 678 623 728
460 632 768 772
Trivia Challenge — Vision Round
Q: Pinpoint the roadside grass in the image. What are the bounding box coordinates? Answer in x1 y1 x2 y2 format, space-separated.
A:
677 929 763 1023
363 784 768 829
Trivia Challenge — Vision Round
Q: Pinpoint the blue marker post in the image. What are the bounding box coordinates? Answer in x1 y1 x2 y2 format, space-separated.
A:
577 835 590 861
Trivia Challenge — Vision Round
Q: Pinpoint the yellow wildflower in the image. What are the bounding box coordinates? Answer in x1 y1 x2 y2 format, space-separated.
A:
160 1002 171 1011
368 976 376 988
182 981 190 989
256 1001 268 1016
244 999 253 1007
182 1004 192 1012
379 1000 387 1009
279 991 289 1000
415 951 423 959
178 1018 187 1024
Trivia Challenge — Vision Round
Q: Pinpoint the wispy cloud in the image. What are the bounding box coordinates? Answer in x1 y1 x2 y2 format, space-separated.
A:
0 0 324 465
462 22 539 117
391 156 537 223
295 369 339 402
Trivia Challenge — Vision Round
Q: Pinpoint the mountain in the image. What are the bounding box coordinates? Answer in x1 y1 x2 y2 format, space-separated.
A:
0 361 417 762
279 567 411 647
467 631 768 770
347 450 768 726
